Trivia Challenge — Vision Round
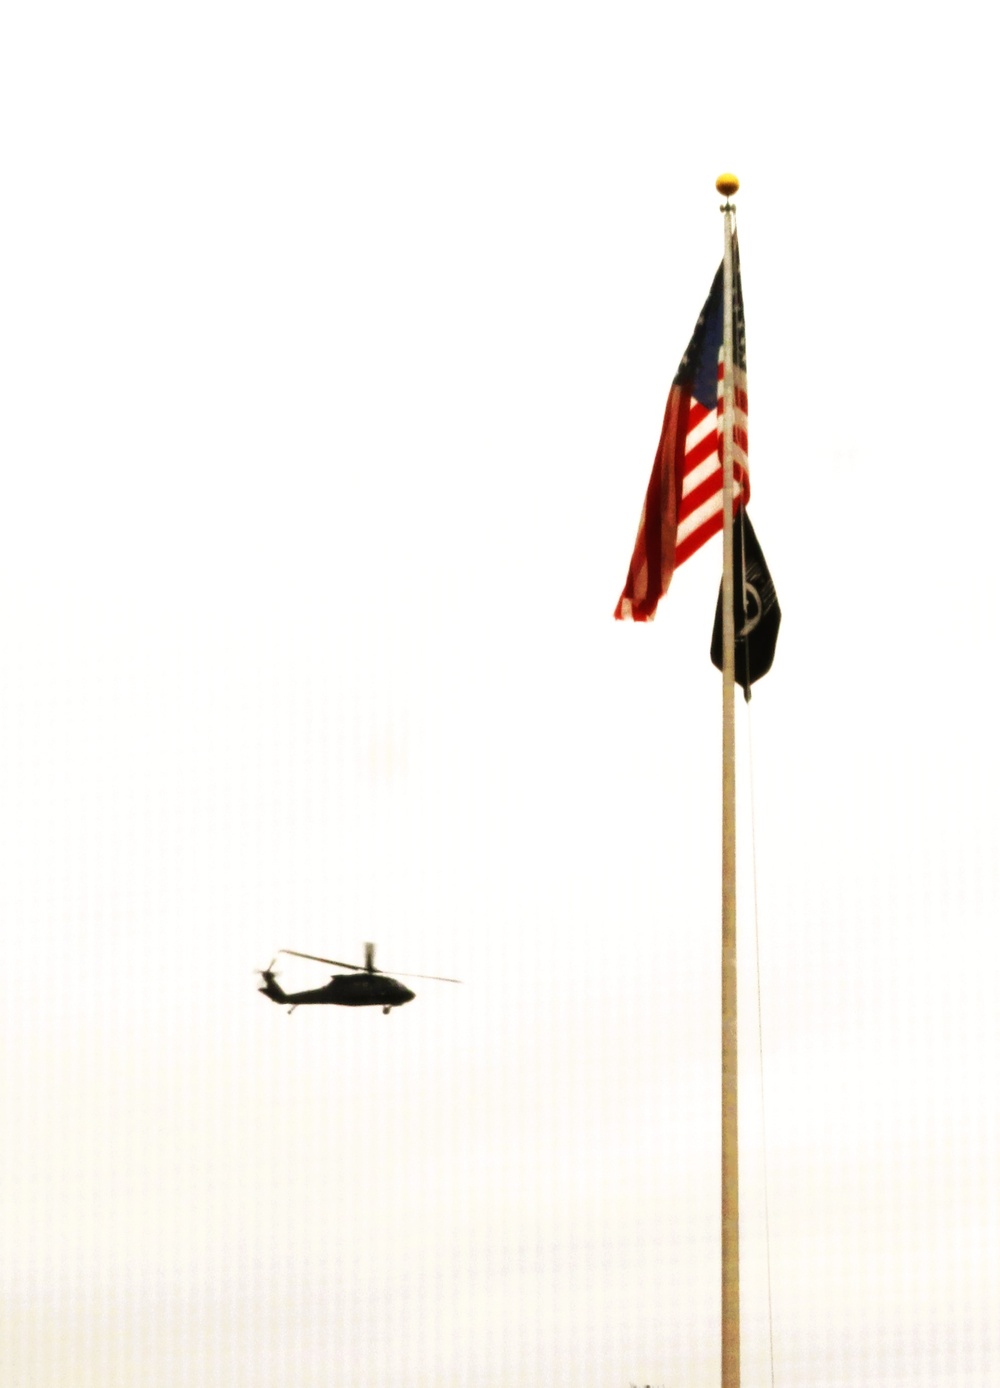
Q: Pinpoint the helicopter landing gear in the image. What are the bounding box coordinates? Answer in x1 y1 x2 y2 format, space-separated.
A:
382 1005 392 1015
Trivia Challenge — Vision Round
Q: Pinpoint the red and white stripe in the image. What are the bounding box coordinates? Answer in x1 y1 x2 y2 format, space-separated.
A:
674 358 749 567
614 355 749 622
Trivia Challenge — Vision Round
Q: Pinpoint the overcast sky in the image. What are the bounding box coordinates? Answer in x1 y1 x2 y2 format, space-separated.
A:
2 2 998 1386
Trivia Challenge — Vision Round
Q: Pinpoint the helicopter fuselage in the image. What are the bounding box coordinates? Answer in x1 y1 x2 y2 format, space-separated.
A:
259 969 415 1010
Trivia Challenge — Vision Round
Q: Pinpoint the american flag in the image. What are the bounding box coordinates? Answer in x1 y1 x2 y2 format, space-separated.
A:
615 240 748 621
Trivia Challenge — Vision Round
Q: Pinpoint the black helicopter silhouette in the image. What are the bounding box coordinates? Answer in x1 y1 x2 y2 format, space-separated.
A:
257 941 460 1015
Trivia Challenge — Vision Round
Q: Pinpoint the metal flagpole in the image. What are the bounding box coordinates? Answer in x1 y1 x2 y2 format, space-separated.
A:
716 170 740 1388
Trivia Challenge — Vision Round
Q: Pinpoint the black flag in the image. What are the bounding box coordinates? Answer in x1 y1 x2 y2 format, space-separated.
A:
710 510 780 698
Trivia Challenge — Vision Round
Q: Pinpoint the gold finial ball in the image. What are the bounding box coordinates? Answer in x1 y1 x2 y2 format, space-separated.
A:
716 173 740 197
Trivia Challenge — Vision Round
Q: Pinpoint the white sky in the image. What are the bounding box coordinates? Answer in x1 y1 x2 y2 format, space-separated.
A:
2 2 998 1386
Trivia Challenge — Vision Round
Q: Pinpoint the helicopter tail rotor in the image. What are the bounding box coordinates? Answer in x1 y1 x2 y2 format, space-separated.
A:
257 961 286 1005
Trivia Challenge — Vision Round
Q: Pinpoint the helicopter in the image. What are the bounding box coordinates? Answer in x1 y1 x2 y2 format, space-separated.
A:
257 941 461 1015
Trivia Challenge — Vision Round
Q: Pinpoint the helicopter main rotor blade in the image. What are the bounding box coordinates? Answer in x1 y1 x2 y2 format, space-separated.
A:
275 948 460 982
384 969 462 984
277 949 364 971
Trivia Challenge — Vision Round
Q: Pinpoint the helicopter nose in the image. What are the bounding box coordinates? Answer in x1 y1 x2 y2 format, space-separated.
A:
399 985 415 1004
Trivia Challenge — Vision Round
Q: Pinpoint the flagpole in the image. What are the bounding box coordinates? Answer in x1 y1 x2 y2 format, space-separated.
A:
717 170 740 1388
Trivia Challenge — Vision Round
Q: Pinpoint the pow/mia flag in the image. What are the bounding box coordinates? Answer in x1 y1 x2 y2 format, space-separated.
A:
710 510 780 698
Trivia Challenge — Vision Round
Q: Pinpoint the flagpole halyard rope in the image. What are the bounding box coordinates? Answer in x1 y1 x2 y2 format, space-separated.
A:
745 701 777 1388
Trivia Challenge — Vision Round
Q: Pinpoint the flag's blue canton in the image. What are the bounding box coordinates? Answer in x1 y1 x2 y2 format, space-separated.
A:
673 247 747 412
675 265 723 410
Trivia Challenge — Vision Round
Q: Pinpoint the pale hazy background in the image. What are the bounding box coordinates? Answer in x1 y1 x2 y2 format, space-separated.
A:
2 2 997 1386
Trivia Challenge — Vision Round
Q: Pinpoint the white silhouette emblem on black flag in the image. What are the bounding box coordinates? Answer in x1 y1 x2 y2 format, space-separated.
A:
710 510 780 698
